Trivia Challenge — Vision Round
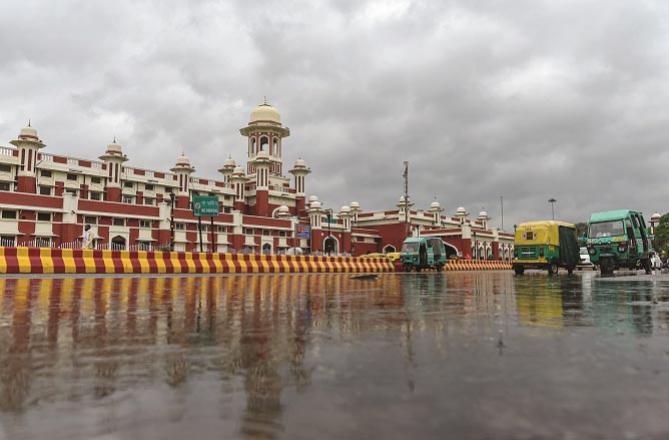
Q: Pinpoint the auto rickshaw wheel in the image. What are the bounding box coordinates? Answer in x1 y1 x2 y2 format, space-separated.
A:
547 264 558 276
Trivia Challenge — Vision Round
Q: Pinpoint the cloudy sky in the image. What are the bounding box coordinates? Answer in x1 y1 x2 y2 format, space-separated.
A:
1 0 668 229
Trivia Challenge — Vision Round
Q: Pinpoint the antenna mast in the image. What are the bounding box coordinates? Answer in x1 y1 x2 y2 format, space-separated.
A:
403 161 409 238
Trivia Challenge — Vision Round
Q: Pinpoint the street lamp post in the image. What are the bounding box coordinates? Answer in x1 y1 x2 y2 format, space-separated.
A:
326 209 333 256
169 192 176 251
548 198 557 220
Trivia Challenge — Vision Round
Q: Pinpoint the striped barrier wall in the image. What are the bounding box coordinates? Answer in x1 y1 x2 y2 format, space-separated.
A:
0 247 394 275
444 259 512 271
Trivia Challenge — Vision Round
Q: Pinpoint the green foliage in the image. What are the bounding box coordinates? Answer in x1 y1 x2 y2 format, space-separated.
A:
652 213 669 257
575 222 588 237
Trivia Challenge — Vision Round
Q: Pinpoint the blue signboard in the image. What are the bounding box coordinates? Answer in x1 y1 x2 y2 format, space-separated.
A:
295 224 311 239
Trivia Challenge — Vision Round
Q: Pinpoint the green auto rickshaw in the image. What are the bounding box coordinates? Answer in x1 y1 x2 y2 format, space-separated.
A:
400 237 447 272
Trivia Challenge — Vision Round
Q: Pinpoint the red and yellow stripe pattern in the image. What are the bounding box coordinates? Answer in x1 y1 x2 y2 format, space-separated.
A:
444 260 512 271
0 247 394 275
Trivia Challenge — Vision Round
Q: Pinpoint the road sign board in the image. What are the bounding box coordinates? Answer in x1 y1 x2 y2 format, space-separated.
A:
295 224 311 239
192 195 220 217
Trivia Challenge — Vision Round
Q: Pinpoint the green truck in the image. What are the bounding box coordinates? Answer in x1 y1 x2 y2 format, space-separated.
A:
586 210 653 275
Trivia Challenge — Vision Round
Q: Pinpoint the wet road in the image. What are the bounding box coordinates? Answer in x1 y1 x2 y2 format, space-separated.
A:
2 272 669 439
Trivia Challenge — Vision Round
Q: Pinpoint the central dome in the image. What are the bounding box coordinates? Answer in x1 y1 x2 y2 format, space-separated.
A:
250 102 281 124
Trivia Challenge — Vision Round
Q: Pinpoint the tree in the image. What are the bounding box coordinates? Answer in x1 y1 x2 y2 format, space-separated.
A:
652 213 669 258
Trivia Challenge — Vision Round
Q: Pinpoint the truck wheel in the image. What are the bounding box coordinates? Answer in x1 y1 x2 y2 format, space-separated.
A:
514 266 524 276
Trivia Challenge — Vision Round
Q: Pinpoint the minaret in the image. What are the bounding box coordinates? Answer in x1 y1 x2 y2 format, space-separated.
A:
290 158 311 217
10 122 45 193
478 210 490 230
170 153 195 209
239 100 290 176
252 150 272 216
429 201 444 225
230 166 248 212
218 155 236 186
99 138 128 202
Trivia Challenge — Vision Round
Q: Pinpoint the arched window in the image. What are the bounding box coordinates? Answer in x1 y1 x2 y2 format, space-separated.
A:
251 138 256 155
260 136 269 151
273 138 279 156
383 245 396 253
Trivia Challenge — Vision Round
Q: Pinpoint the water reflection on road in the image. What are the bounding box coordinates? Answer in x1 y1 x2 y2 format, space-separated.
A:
1 272 669 439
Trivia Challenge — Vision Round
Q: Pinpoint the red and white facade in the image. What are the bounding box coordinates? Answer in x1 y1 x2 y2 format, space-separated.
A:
0 104 513 258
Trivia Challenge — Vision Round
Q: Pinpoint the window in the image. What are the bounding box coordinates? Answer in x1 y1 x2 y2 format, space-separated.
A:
113 218 125 226
123 196 134 204
37 212 51 222
165 187 173 193
1 210 17 219
84 216 97 225
90 176 101 184
144 197 154 206
522 231 535 240
39 186 51 195
40 170 52 177
67 173 77 181
90 191 101 200
0 164 12 173
144 184 154 191
176 223 185 230
0 182 11 191
224 206 231 213
139 220 151 228
66 189 78 196
124 181 134 188
217 225 227 232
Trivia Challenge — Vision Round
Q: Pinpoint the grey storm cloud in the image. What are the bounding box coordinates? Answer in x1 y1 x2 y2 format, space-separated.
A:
1 0 668 229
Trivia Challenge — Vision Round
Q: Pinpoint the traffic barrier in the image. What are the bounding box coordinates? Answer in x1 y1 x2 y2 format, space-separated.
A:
0 247 394 275
443 259 511 271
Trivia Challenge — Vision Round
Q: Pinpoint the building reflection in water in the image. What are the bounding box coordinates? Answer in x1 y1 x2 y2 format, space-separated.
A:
2 272 666 438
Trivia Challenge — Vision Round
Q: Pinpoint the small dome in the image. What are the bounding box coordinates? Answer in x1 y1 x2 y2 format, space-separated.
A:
399 196 406 203
224 155 236 167
479 210 488 218
311 200 322 209
250 102 281 124
19 125 39 140
233 166 244 175
651 212 661 221
430 201 441 209
294 158 307 167
308 195 319 203
106 140 123 154
456 207 467 215
350 201 360 209
340 205 350 213
176 153 191 167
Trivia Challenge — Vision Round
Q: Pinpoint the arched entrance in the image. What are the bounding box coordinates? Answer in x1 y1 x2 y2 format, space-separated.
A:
262 243 272 255
111 235 126 250
383 245 396 253
323 236 338 255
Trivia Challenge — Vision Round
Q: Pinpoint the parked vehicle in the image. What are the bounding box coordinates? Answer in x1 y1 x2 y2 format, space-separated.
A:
512 221 580 275
578 246 595 269
586 210 653 275
650 252 662 270
400 237 446 271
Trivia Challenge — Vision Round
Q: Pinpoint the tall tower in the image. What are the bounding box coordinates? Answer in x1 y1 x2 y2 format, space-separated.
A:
11 123 45 193
170 153 195 209
239 100 290 176
230 166 248 212
252 150 272 216
99 138 128 202
290 158 310 216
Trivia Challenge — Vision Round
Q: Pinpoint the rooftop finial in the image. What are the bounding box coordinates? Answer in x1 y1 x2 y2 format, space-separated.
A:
113 135 116 143
27 119 31 127
263 96 267 105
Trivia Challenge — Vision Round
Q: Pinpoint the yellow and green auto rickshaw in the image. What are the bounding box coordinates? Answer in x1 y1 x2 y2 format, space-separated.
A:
512 221 580 275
